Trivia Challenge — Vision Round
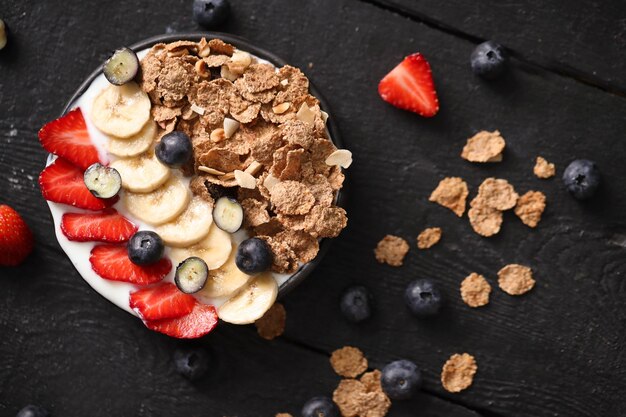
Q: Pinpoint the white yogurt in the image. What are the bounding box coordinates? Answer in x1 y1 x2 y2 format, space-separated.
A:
46 47 296 317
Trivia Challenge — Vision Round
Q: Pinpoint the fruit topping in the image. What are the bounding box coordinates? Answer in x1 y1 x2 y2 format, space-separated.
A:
0 19 7 51
40 158 118 211
235 237 272 274
404 278 443 317
38 108 102 170
471 41 507 79
212 196 243 233
192 0 231 28
110 152 170 193
170 224 232 271
198 251 250 298
155 131 193 168
127 230 165 266
102 47 139 86
61 209 137 243
83 162 122 199
15 405 50 417
217 272 278 324
145 302 218 339
155 196 214 248
91 82 151 138
381 359 422 400
0 205 34 266
129 282 196 320
106 119 156 158
123 176 191 226
301 397 339 417
90 244 171 285
174 347 211 380
562 159 601 199
175 257 209 294
378 53 439 117
339 285 373 323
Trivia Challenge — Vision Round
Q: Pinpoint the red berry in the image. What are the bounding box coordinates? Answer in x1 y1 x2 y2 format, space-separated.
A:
89 244 171 285
129 283 196 321
0 205 34 266
61 209 137 243
378 53 439 117
145 303 218 339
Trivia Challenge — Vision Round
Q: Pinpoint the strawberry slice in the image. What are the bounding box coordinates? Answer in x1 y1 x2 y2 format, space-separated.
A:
61 209 138 243
90 244 171 285
39 158 118 211
129 283 196 321
144 303 218 339
38 108 103 170
378 53 439 117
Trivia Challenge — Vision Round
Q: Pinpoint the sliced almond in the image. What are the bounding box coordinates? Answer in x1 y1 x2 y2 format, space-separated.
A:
210 128 226 143
263 173 280 191
296 102 315 125
198 45 211 57
198 166 226 176
221 65 239 81
195 60 210 78
280 79 289 86
321 110 329 123
244 161 263 176
220 172 236 181
325 149 353 169
234 170 257 189
191 103 206 115
272 102 291 114
223 117 240 138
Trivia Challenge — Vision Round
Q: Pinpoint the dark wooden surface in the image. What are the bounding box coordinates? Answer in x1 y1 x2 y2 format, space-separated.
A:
1 1 626 416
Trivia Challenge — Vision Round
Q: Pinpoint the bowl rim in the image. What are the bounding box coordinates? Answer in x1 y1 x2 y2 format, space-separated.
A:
57 31 347 299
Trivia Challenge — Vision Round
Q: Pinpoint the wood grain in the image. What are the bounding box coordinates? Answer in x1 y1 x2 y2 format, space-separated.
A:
1 0 625 416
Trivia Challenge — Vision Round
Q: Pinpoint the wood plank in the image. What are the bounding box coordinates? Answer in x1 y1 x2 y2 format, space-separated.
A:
362 0 626 94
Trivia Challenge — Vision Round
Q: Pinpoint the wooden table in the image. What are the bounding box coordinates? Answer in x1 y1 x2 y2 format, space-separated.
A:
2 1 625 416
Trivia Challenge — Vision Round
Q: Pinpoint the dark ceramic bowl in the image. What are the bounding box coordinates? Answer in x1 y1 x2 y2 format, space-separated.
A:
57 32 346 299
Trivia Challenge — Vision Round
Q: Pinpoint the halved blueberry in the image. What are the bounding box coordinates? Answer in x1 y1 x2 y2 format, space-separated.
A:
84 163 121 199
175 257 209 294
128 231 164 266
213 196 243 233
103 47 139 85
235 238 272 274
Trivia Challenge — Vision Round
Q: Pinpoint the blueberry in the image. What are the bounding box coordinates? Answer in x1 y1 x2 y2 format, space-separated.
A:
235 238 272 274
404 279 443 317
381 359 422 400
128 231 164 266
470 41 507 79
340 285 373 323
562 159 601 200
155 131 193 168
173 347 210 381
192 0 230 28
16 405 49 417
301 396 339 417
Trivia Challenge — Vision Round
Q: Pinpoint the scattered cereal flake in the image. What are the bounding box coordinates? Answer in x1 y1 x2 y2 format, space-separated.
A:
460 273 491 307
441 353 478 393
302 206 347 238
333 379 367 417
358 391 391 417
429 177 469 217
534 156 556 179
360 370 383 393
468 197 503 237
255 302 286 340
417 227 442 249
476 178 519 211
514 190 546 228
270 181 315 215
276 230 320 263
498 264 535 295
461 130 505 163
330 346 368 378
374 235 409 267
276 414 293 417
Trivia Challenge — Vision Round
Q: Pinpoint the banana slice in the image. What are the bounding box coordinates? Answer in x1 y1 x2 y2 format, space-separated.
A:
106 119 156 158
198 250 252 298
123 176 191 225
170 223 233 271
91 81 151 138
110 152 170 193
155 196 214 247
217 272 278 324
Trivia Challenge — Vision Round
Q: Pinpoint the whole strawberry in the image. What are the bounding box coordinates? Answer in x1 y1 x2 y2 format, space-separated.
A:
0 205 34 266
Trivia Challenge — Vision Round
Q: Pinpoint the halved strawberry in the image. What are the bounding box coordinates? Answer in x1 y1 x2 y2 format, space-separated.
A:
378 53 439 117
144 303 218 339
38 108 103 170
129 283 196 321
61 209 137 243
39 158 118 211
90 244 171 285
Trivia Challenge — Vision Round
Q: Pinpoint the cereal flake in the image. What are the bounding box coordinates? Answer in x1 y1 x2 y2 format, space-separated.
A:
468 197 503 237
330 346 368 378
429 177 469 217
460 273 491 307
498 264 535 295
270 180 315 215
461 130 505 162
441 353 478 393
534 156 556 179
374 235 409 267
514 190 546 228
255 302 286 340
417 227 442 249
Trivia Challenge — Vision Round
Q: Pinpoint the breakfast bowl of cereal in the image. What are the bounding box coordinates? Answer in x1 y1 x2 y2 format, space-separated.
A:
38 33 350 338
